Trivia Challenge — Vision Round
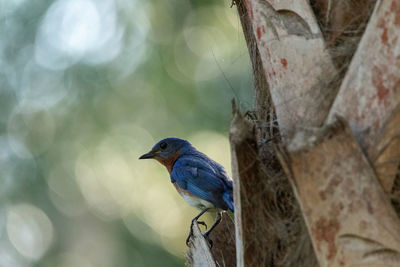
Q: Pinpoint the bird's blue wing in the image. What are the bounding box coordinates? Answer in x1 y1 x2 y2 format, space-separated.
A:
171 156 229 210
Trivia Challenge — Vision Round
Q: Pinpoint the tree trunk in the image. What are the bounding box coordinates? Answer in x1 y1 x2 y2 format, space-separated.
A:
231 0 400 266
186 0 400 266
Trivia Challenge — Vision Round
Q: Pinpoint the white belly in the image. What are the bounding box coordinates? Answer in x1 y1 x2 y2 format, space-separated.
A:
181 194 215 210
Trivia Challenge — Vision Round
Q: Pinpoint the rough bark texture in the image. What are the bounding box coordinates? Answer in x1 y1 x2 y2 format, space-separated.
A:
187 0 400 266
273 0 400 266
230 102 317 267
327 0 400 192
278 118 400 266
242 0 337 136
235 0 270 121
185 213 235 267
231 0 400 266
186 221 217 267
231 0 322 266
230 105 261 267
372 108 400 192
310 0 376 70
208 212 236 267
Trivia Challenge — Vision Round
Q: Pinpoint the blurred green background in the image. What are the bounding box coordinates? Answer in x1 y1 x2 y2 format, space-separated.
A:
0 0 252 266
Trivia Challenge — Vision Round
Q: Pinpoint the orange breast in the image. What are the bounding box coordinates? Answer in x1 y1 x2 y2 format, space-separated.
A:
157 153 179 173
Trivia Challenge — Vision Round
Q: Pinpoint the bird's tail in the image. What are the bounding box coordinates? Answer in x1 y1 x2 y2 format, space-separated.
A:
223 191 234 212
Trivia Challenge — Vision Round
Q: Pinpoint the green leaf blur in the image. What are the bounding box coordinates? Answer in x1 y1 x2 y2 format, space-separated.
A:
0 0 252 266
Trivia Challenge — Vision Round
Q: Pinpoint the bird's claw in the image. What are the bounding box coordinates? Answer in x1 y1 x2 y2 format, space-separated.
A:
186 223 194 246
186 219 208 246
197 220 207 230
186 232 192 246
186 231 214 248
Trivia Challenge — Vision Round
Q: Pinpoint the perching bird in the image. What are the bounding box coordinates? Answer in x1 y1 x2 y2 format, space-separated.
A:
139 137 234 245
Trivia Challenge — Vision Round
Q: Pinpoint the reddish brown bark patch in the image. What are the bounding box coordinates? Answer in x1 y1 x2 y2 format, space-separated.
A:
372 66 390 103
265 47 271 59
391 1 400 26
312 217 340 260
256 26 262 39
280 58 288 69
381 27 388 45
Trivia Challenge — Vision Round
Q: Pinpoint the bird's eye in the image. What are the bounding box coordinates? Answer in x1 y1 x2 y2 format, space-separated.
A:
160 142 168 150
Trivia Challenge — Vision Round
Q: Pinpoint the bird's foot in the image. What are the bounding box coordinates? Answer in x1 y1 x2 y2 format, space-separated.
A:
200 211 221 248
186 219 208 246
186 208 210 246
186 232 192 246
197 220 207 230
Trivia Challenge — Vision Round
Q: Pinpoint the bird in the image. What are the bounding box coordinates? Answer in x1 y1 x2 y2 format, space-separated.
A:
139 137 234 246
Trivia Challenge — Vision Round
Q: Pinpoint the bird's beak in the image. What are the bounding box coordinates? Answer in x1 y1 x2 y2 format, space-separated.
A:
139 150 157 159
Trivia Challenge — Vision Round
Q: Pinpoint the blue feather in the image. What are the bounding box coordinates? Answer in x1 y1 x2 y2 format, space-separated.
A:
171 153 234 211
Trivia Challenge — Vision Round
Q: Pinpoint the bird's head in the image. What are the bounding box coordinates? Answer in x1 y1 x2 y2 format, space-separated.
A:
139 137 192 164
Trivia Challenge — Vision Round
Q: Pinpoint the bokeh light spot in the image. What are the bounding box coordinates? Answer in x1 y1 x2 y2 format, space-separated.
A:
0 241 29 267
35 0 124 70
19 60 68 111
7 204 54 261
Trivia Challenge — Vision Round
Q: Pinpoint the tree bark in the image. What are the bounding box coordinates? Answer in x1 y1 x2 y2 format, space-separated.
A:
230 0 400 266
239 0 337 136
278 118 400 266
232 0 319 265
230 103 317 266
327 0 400 193
186 0 400 266
186 221 217 267
186 213 236 266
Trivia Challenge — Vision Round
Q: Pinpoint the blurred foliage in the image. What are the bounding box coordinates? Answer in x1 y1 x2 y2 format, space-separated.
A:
0 0 252 266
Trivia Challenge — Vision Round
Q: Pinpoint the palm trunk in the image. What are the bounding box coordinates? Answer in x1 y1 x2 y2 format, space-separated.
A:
187 0 400 266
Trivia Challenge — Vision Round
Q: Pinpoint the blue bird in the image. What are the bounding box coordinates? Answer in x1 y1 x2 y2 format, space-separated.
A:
139 137 234 245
